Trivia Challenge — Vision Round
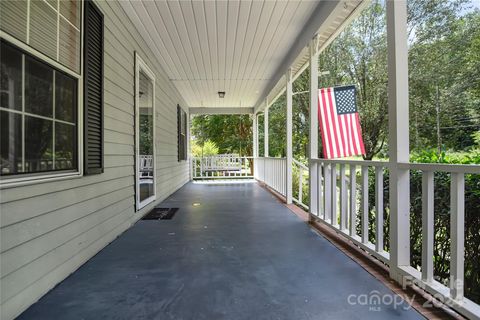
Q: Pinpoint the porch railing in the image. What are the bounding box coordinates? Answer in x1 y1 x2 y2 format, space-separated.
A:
309 158 480 318
245 155 480 317
292 159 309 209
254 157 286 196
191 156 253 179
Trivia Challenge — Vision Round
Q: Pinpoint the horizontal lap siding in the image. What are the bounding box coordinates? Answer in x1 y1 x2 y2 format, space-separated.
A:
0 1 190 319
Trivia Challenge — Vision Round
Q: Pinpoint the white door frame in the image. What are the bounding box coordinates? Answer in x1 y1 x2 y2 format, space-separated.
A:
135 52 156 210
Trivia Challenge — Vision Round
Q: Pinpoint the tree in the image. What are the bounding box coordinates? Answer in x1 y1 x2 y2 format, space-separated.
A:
191 115 252 156
318 1 388 160
191 140 219 157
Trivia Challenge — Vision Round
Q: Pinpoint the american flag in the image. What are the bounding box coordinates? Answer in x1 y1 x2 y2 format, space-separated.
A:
318 85 365 159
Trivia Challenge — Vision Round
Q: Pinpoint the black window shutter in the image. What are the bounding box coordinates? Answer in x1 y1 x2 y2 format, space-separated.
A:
177 105 182 161
183 111 188 159
84 0 104 175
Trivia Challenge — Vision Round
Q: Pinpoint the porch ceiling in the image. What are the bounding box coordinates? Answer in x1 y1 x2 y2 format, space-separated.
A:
120 0 364 112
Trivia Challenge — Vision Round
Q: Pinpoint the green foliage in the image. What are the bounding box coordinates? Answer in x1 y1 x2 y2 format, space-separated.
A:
473 131 480 148
313 0 479 158
191 115 252 156
139 114 153 155
191 140 219 157
268 95 287 157
318 1 388 159
409 1 480 152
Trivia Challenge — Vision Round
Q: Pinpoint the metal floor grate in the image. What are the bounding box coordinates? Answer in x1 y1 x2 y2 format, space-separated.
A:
142 208 179 220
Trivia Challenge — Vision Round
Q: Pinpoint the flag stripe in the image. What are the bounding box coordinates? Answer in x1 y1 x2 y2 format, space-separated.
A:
355 113 366 154
328 88 345 158
326 88 340 158
322 89 334 159
318 89 330 158
339 114 349 157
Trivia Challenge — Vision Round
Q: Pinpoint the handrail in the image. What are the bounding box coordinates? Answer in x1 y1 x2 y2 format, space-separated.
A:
311 158 388 167
399 162 480 174
311 158 480 174
293 158 308 171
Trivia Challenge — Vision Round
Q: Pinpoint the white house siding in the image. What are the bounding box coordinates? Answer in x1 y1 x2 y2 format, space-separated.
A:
0 1 190 319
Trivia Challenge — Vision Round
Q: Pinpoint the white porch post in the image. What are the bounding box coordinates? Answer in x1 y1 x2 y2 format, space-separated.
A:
308 37 319 217
286 69 293 204
264 102 269 158
252 113 258 178
387 0 410 282
188 112 193 181
253 113 258 158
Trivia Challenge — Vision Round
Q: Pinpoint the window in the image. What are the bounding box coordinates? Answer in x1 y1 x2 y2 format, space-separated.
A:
0 40 77 176
177 106 187 161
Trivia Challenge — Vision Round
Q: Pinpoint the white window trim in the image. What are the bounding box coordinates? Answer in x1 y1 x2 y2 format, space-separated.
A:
0 1 84 189
135 52 157 211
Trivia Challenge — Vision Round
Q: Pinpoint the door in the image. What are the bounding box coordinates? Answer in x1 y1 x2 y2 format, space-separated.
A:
135 53 156 210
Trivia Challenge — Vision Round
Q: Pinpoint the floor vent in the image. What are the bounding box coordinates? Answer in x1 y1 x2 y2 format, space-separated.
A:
142 208 179 220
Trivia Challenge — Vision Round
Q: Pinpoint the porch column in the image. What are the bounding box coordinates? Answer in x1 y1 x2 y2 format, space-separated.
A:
253 113 258 179
308 37 319 217
188 112 193 181
387 0 410 282
253 113 258 158
286 69 293 204
264 101 269 157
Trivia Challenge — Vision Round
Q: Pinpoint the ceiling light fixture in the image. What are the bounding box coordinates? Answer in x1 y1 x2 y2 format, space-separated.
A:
218 91 225 98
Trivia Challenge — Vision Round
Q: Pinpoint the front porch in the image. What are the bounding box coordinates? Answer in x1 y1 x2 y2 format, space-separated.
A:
19 181 422 319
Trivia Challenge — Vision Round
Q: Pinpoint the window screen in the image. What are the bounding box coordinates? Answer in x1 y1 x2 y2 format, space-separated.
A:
0 0 81 73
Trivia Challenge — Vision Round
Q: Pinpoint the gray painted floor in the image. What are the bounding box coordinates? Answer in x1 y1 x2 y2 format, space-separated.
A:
19 182 423 320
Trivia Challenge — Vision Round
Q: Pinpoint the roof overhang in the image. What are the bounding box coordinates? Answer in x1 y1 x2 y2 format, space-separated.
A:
189 107 254 115
254 0 369 114
119 0 368 114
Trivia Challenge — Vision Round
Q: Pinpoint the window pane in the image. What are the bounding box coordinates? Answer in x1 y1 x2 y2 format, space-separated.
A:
55 122 76 170
138 71 154 202
25 115 52 172
55 71 76 122
0 111 22 175
0 42 22 111
25 56 53 117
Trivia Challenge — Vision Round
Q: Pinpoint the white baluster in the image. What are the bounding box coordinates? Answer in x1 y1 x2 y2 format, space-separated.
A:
450 172 465 300
331 164 337 227
340 164 347 231
349 164 357 236
361 166 369 244
324 163 331 223
375 167 384 252
421 170 434 283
